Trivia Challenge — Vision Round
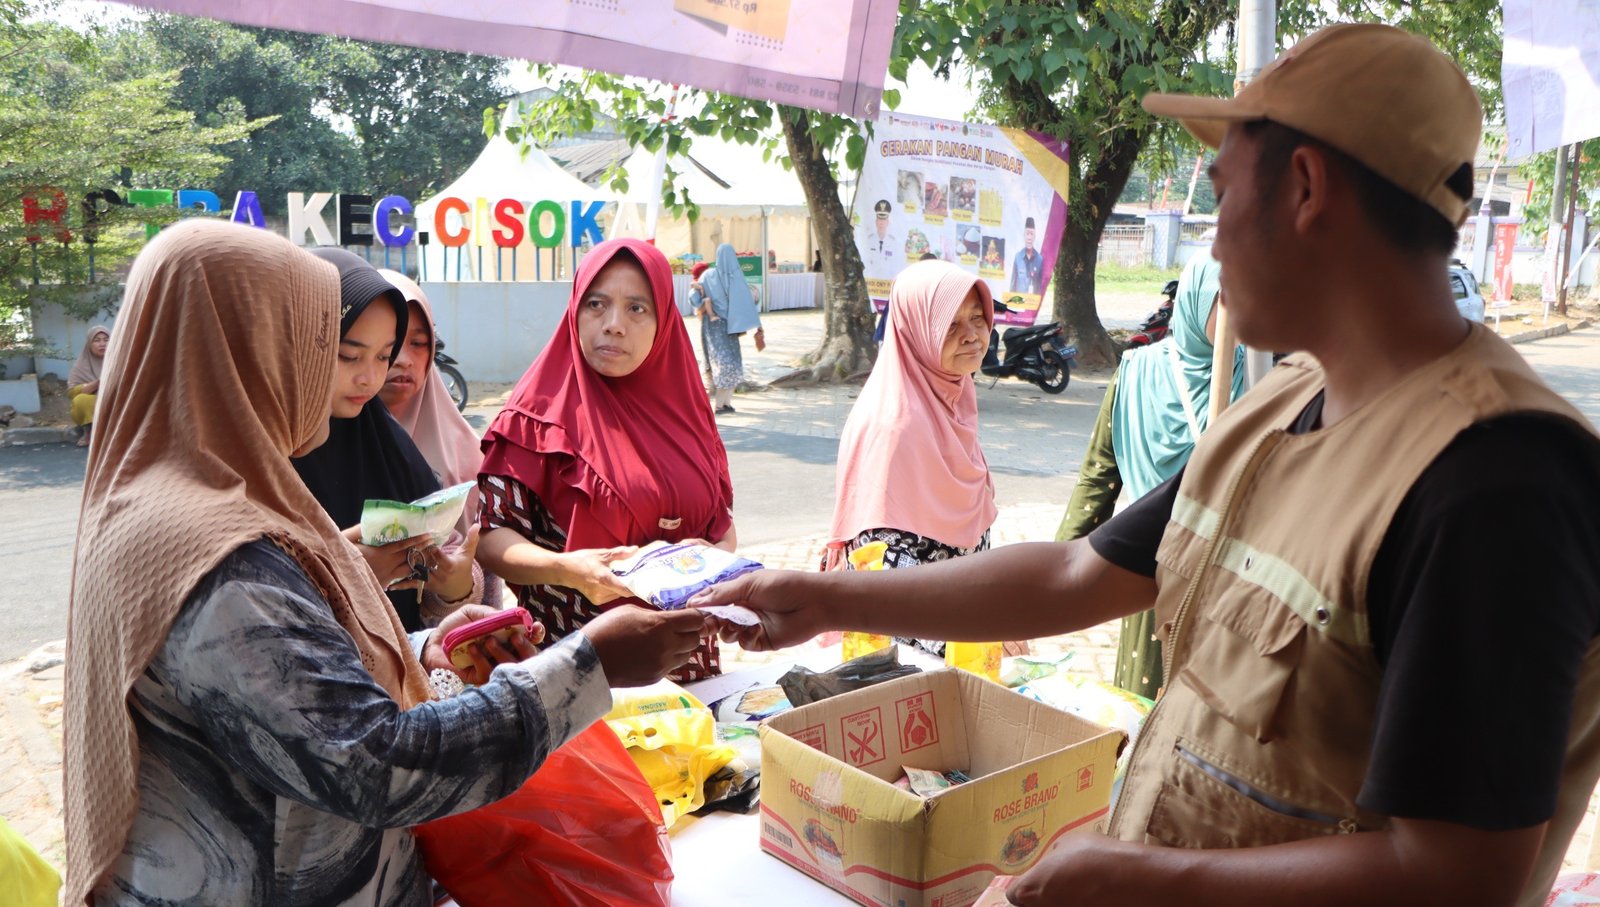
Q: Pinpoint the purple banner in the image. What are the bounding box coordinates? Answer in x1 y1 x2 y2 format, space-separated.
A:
114 0 898 119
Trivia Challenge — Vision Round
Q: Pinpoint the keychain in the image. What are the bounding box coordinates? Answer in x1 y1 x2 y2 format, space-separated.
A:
407 546 431 606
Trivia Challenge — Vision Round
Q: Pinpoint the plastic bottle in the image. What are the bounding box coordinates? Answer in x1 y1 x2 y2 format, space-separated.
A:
946 641 1003 683
841 542 892 661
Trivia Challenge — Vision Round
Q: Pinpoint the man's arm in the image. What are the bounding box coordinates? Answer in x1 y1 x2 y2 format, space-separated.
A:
1008 817 1544 907
693 538 1156 651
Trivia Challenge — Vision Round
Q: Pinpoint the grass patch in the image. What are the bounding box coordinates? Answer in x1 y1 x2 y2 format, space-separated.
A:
1095 263 1182 297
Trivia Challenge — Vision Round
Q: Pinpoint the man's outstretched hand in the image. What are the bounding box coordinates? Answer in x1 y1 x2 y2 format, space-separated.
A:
688 569 824 652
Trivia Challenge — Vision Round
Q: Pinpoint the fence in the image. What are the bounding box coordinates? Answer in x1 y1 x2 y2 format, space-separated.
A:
1097 225 1148 268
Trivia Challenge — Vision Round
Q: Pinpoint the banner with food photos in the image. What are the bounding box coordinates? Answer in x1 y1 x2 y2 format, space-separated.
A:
853 113 1071 326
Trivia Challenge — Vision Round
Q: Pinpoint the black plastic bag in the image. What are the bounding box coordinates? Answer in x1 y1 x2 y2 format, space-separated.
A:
778 644 922 708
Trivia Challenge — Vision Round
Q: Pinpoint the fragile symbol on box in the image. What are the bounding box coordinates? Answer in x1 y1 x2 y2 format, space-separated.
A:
1077 765 1094 792
897 691 940 753
842 707 886 767
794 723 827 753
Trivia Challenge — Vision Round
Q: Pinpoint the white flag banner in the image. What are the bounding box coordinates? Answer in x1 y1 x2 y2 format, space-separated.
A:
1504 0 1600 156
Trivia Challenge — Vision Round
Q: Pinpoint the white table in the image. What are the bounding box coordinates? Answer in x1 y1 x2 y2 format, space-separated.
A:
763 273 823 311
669 272 822 316
668 809 855 906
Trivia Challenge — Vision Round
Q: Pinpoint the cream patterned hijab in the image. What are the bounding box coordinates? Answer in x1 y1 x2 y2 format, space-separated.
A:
63 220 431 904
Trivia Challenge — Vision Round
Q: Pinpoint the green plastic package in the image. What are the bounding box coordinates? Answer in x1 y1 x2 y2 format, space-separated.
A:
359 481 474 547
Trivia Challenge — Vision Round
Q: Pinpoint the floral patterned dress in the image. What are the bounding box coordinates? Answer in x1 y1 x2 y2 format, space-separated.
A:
835 526 992 658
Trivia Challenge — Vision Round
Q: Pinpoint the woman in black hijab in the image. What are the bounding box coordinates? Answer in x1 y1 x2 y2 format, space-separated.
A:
292 249 482 630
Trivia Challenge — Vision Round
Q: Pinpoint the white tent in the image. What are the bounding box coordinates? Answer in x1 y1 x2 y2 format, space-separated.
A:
414 135 616 282
612 138 817 268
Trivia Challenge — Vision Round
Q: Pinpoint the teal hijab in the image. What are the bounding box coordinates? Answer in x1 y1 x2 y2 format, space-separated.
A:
1110 252 1245 499
705 243 761 335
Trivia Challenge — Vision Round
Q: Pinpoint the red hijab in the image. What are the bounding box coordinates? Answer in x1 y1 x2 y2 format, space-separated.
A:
480 239 733 553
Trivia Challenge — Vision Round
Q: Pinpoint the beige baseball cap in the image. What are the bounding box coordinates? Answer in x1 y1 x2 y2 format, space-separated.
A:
1142 23 1482 226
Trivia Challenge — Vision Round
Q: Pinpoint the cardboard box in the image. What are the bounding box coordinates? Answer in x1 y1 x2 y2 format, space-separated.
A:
758 669 1125 907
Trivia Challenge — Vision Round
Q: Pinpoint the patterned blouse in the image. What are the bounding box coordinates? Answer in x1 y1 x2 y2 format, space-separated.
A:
839 527 992 659
95 538 609 906
479 473 721 682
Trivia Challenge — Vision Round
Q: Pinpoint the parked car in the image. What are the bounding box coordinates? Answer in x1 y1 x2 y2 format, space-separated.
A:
1449 261 1486 322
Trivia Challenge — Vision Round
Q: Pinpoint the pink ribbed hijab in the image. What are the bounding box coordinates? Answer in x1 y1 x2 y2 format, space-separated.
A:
375 270 483 490
830 261 997 549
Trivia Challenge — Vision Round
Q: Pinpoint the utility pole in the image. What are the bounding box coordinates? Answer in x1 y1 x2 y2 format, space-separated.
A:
1559 144 1580 316
1544 143 1570 319
1211 0 1276 421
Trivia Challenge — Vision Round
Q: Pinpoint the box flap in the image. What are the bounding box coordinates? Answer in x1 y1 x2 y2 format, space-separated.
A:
953 670 1123 776
766 670 973 784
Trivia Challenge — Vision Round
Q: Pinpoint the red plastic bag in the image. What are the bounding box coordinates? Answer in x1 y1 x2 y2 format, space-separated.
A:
415 721 673 907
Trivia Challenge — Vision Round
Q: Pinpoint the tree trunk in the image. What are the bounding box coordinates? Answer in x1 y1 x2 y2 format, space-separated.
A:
774 105 876 384
1050 125 1152 369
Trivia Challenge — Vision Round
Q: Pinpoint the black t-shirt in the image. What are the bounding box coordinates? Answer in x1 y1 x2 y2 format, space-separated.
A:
1089 393 1600 830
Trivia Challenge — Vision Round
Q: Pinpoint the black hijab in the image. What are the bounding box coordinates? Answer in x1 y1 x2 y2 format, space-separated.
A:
292 249 441 629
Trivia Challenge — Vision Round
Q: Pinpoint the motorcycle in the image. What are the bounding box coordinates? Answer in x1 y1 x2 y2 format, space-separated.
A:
980 303 1077 394
434 336 469 412
1125 279 1179 348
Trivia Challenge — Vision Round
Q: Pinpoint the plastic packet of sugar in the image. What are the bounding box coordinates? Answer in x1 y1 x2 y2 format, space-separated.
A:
610 540 764 610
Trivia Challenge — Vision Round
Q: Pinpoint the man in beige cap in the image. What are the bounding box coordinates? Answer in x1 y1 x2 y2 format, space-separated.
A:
696 23 1600 906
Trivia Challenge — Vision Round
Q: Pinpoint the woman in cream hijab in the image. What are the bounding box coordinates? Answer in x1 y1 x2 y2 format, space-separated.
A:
66 326 109 446
63 220 701 905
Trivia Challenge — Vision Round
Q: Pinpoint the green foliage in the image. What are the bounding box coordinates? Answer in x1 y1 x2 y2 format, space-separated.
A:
1519 141 1600 243
1096 262 1182 284
0 4 258 350
898 0 1234 238
101 15 509 213
503 67 863 221
899 0 1503 349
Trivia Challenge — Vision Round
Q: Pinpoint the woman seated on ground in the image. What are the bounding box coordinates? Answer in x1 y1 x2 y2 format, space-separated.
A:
376 269 503 606
1053 252 1240 699
699 242 764 414
826 260 997 657
478 238 737 682
291 249 480 632
67 326 109 447
63 220 710 906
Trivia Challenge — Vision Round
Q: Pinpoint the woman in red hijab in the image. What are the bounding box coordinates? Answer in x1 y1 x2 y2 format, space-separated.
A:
478 239 736 680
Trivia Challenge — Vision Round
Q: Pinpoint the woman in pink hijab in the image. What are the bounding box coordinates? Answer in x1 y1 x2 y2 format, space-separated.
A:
828 261 997 654
376 270 482 491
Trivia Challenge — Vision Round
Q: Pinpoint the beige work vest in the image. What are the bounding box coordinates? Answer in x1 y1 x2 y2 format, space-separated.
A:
1107 323 1600 906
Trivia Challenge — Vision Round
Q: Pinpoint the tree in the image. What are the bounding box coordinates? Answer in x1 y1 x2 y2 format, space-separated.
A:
1519 142 1599 245
900 0 1504 368
99 17 364 217
512 75 880 382
301 39 510 203
100 16 509 214
0 1 257 350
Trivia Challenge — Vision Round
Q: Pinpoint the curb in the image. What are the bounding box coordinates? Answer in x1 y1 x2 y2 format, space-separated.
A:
0 426 76 447
1503 319 1592 346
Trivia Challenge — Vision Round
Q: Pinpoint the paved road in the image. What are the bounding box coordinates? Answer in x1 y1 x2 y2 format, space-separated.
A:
3 321 1596 661
0 444 88 660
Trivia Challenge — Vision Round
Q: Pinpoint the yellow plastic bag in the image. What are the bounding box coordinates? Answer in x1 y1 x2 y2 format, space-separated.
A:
0 817 60 907
606 681 734 827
